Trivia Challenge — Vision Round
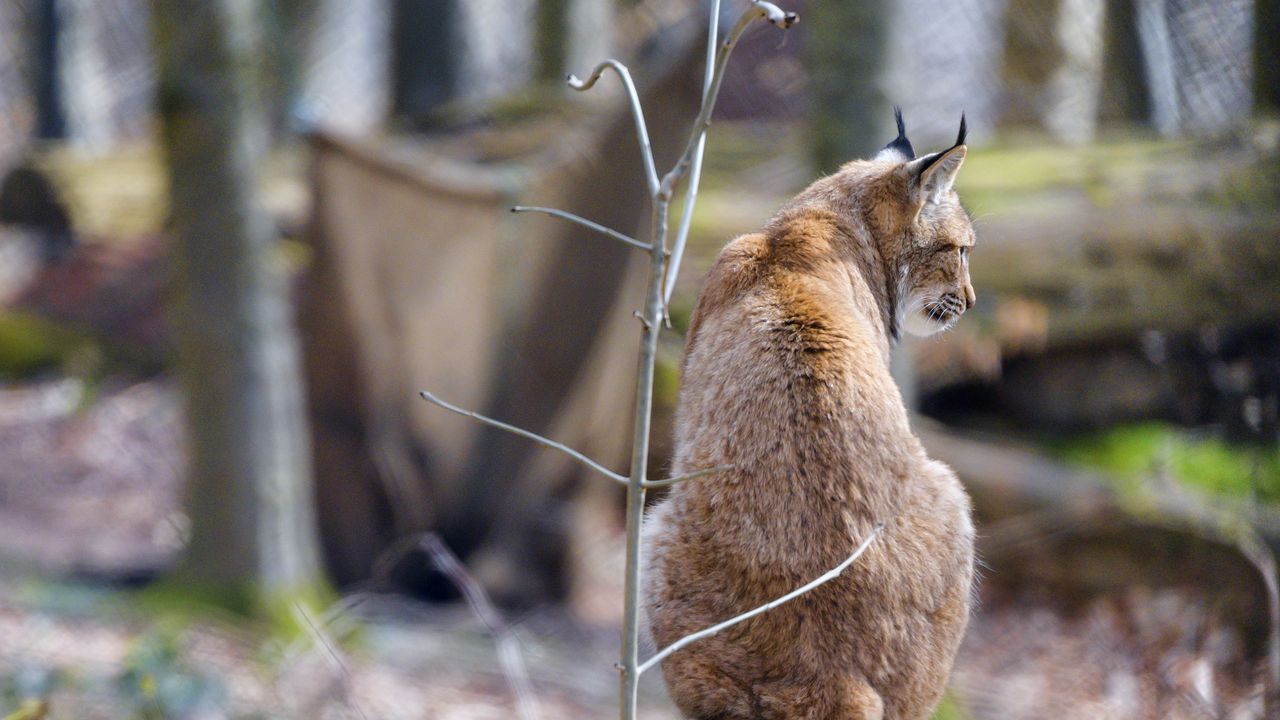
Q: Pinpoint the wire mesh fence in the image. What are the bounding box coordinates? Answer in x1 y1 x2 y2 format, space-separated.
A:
0 0 1263 168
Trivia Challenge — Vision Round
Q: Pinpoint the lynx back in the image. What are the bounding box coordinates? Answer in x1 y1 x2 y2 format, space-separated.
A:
644 110 977 720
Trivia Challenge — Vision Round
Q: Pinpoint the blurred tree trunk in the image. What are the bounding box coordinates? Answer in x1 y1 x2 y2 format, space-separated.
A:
1257 0 1280 115
1100 0 1151 125
260 0 321 138
537 0 613 85
1134 0 1178 135
153 0 324 609
806 1 894 170
1042 0 1105 144
390 0 460 124
565 0 612 80
31 0 65 140
535 0 568 84
294 0 391 135
999 0 1064 128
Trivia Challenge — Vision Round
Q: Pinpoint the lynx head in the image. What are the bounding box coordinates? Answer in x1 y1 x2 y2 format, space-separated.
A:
875 109 975 337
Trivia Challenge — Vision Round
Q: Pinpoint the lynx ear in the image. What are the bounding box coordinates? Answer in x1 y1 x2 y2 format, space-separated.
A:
908 145 967 206
875 106 916 162
905 114 967 209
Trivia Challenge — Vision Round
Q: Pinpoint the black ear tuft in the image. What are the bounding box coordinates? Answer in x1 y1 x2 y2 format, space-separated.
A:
882 106 915 160
955 113 967 147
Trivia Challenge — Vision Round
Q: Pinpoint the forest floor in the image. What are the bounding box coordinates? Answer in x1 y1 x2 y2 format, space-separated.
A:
0 377 1269 720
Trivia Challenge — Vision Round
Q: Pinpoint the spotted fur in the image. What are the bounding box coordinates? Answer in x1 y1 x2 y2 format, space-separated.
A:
644 115 976 720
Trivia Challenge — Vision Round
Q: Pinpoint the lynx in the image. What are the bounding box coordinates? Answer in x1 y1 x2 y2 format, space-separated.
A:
644 111 976 720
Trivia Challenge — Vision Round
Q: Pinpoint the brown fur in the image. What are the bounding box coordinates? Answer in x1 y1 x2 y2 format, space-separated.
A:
644 146 977 720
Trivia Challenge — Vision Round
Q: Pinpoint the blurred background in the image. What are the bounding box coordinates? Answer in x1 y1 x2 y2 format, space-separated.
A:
0 0 1277 717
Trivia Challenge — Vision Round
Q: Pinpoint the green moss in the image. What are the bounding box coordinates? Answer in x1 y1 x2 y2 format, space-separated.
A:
1211 152 1280 210
931 692 973 720
1048 422 1280 504
129 578 257 623
2 699 51 720
0 311 87 378
257 579 342 643
128 575 337 642
653 355 681 409
667 297 694 336
954 134 1192 216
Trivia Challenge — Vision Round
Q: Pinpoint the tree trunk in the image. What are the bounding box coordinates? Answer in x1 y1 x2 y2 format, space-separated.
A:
1100 0 1151 125
565 0 612 82
535 0 569 84
1042 0 1106 144
806 0 893 170
31 0 66 140
390 0 461 124
153 0 324 609
296 0 390 135
1256 0 1280 115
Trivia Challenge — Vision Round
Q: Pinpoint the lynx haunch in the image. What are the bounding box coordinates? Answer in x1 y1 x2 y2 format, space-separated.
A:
644 111 977 720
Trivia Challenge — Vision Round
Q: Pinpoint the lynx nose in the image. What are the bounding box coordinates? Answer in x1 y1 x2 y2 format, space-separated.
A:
963 284 976 310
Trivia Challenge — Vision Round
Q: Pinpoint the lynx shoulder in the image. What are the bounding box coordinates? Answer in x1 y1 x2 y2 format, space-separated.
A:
644 111 977 720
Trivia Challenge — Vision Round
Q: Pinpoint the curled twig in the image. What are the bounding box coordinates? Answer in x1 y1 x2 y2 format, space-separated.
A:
567 60 659 196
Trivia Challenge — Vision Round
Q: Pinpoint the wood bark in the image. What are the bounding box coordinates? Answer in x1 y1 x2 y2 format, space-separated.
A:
390 0 461 123
31 0 65 140
1257 0 1280 115
806 0 894 169
153 0 323 603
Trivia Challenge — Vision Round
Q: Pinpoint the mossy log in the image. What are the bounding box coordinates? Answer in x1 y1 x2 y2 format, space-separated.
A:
918 419 1278 698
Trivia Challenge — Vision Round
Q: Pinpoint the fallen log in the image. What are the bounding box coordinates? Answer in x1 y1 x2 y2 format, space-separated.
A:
918 418 1279 707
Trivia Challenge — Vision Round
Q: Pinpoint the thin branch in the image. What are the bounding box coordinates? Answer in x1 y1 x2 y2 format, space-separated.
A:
511 206 650 251
644 464 734 489
423 535 540 720
567 60 660 196
637 523 883 676
420 391 627 486
1231 519 1280 714
658 1 797 201
292 602 371 720
663 0 721 304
